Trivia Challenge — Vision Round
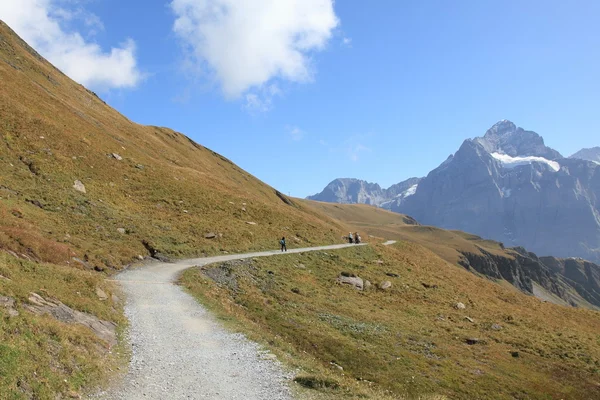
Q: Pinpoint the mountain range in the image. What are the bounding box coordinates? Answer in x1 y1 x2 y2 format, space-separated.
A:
309 120 600 262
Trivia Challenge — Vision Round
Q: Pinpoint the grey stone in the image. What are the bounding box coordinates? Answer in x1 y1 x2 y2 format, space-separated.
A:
455 302 466 310
204 233 217 239
378 280 392 290
25 293 116 346
337 275 364 290
117 228 126 234
96 287 108 301
111 153 123 161
73 180 86 193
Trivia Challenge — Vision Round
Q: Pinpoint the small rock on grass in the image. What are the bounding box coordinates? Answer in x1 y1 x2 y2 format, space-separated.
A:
73 180 86 193
96 287 108 301
455 302 466 310
378 281 392 290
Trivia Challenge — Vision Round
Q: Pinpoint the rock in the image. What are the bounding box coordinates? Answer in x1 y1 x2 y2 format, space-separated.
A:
511 351 520 358
73 180 86 193
337 275 364 290
491 324 503 331
296 263 306 269
379 281 392 290
422 283 438 289
455 302 466 310
0 296 19 317
246 221 257 225
135 164 144 170
116 228 126 234
137 255 144 260
241 207 247 212
364 280 372 290
96 288 108 301
330 362 344 371
465 338 481 345
291 288 301 294
465 316 475 323
204 233 217 239
111 153 123 161
386 272 399 278
24 293 116 346
67 390 81 399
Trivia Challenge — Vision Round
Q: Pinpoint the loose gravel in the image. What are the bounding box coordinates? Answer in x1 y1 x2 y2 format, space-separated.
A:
93 243 362 400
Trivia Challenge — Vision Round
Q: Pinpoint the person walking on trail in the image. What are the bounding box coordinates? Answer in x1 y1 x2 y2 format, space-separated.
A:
280 237 287 252
348 232 354 244
355 232 361 244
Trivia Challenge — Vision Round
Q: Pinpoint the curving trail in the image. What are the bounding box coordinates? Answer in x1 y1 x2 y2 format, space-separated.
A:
93 243 374 400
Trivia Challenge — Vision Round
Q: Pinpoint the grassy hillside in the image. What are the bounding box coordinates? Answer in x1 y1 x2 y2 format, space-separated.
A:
0 20 350 398
0 20 348 270
182 237 600 399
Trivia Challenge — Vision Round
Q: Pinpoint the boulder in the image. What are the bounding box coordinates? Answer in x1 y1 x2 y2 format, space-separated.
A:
0 296 19 317
116 228 126 234
96 287 108 301
111 153 123 161
491 324 503 331
379 281 392 290
364 280 372 290
465 316 474 323
455 302 466 310
337 275 364 290
204 232 217 239
73 180 86 193
24 293 116 346
465 338 481 345
386 272 400 278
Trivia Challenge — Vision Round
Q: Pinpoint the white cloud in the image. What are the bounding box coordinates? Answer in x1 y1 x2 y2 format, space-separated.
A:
170 0 339 99
286 125 304 141
0 0 143 90
342 37 352 47
243 83 281 113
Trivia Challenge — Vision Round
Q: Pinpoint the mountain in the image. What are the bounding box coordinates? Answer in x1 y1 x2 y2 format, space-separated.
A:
307 177 421 209
570 147 600 163
395 120 600 263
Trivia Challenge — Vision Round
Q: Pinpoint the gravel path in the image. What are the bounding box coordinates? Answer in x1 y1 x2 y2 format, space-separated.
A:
93 243 365 400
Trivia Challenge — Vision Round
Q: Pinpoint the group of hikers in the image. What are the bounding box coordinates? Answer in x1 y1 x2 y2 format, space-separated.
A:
348 232 361 244
279 231 362 252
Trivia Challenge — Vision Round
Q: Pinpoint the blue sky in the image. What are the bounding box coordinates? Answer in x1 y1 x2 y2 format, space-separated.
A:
2 1 599 197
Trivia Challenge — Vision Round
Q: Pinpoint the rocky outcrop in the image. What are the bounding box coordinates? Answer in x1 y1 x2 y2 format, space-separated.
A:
24 293 117 346
458 245 600 308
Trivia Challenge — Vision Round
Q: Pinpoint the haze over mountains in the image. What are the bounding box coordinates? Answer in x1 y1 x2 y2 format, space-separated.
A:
310 121 600 262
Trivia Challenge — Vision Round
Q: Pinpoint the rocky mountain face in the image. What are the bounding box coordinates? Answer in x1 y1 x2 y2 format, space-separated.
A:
307 177 421 209
460 245 600 308
570 147 600 164
395 120 600 263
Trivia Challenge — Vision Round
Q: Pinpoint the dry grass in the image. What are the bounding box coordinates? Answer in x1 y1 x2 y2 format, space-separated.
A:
182 242 600 399
0 252 125 399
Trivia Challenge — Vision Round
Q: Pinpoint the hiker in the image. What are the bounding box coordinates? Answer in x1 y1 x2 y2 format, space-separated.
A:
348 232 354 244
355 232 361 244
280 237 287 252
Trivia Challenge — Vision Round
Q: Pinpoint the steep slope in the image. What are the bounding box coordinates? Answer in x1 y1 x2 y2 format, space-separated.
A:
304 201 600 309
571 147 600 164
395 120 600 263
307 177 421 209
0 20 346 271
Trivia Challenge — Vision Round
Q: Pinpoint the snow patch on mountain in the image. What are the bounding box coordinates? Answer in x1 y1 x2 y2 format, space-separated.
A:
491 152 561 172
403 184 418 197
